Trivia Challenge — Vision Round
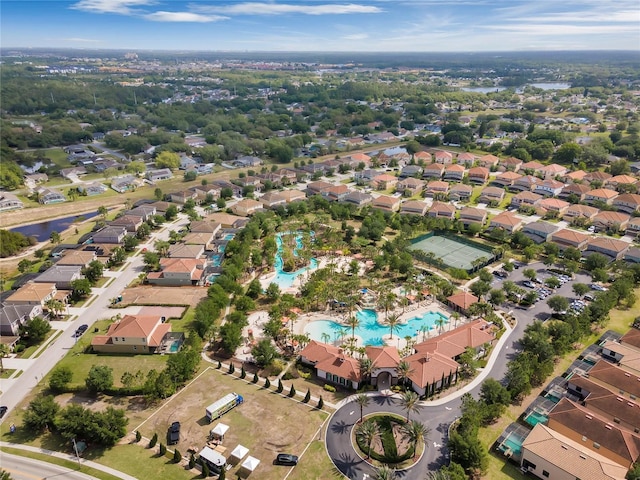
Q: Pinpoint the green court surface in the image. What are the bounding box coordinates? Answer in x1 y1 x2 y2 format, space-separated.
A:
410 234 492 271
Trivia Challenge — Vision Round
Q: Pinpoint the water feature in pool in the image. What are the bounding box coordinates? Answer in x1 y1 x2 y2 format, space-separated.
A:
304 309 448 347
271 231 317 289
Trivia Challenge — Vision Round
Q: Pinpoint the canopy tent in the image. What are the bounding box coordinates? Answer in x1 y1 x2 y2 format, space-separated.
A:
210 423 229 439
230 444 249 461
240 455 260 473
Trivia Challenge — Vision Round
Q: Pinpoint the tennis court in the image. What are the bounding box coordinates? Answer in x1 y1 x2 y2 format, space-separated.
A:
410 234 493 271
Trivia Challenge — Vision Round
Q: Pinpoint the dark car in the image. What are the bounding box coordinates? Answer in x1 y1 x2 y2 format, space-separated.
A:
167 421 180 445
73 324 89 337
0 406 7 418
275 454 298 466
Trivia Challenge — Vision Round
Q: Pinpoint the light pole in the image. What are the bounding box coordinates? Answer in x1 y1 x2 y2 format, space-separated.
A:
72 438 81 464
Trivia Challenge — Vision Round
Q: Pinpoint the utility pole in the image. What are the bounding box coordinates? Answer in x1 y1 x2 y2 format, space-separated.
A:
72 438 81 464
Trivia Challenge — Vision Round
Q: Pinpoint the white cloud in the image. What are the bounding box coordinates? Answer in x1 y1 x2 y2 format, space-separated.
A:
71 0 155 14
486 24 639 35
145 11 226 22
62 37 103 43
343 33 369 40
194 2 383 16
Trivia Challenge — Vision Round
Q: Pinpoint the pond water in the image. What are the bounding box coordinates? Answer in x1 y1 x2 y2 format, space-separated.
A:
11 210 100 241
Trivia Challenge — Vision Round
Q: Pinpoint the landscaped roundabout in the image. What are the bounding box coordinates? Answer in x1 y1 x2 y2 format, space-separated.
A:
353 413 427 469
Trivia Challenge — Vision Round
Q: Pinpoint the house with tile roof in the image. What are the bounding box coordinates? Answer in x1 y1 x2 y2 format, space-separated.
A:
559 183 591 201
92 226 127 244
168 243 205 259
624 247 640 263
425 181 450 198
147 258 206 286
520 423 628 480
372 173 398 191
279 189 306 204
206 212 249 229
405 352 459 396
586 237 629 260
493 171 522 188
400 165 423 179
613 193 640 214
341 191 373 207
521 161 545 175
523 221 560 243
499 156 522 172
588 359 640 401
585 188 619 205
512 175 540 192
91 314 173 354
231 198 263 217
468 166 490 184
37 188 66 205
606 175 638 192
259 191 288 209
539 163 568 179
400 200 429 216
182 231 216 250
600 340 640 373
459 207 487 227
170 190 198 205
397 177 425 196
478 154 500 169
299 341 362 389
563 169 588 183
550 229 590 250
456 152 476 167
546 397 640 468
322 184 351 202
443 164 465 181
372 195 401 212
34 265 83 290
423 163 445 179
534 179 565 197
626 217 640 237
536 197 570 215
489 211 523 233
428 202 456 220
564 204 600 221
434 150 454 164
365 345 402 388
306 181 334 196
511 191 543 208
413 151 432 163
478 186 505 205
0 192 24 212
56 250 97 268
446 291 478 314
5 282 58 307
592 211 630 233
448 184 473 202
109 215 143 233
189 221 222 236
585 171 612 184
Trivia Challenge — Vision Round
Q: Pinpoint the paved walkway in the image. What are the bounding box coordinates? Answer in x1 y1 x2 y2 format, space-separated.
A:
0 442 138 480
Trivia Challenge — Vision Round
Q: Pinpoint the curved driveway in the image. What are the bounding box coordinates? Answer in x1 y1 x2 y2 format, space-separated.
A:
326 264 591 479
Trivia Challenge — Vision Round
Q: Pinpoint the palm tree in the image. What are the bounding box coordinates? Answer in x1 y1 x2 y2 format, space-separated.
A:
356 419 378 460
359 357 374 386
354 394 370 423
0 344 9 373
400 390 421 422
395 360 413 389
154 240 170 257
435 316 446 335
401 420 430 459
320 332 331 344
451 312 461 329
345 315 360 342
385 313 401 340
419 324 430 342
374 465 398 480
45 298 64 319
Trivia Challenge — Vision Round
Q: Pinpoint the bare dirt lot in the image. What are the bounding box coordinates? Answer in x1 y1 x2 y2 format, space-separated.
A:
119 286 208 307
134 366 329 480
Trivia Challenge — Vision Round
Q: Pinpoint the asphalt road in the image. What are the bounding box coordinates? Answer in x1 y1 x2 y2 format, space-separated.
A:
1 451 97 480
326 261 591 480
0 215 189 416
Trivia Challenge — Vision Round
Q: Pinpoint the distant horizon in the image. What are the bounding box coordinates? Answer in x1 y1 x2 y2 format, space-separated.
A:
2 1 638 52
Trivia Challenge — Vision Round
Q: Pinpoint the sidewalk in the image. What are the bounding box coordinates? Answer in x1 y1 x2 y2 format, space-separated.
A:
0 441 138 480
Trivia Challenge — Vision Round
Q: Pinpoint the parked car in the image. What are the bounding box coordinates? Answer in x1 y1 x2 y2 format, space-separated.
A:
590 284 608 292
523 280 536 288
167 421 180 445
0 406 7 418
275 453 299 466
73 324 89 337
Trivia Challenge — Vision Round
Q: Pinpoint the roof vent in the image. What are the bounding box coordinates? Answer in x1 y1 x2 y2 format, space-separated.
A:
605 424 612 430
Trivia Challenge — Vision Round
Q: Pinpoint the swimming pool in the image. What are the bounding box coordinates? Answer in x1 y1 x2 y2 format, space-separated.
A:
207 274 219 283
224 233 235 241
304 309 448 346
169 340 181 353
271 231 317 289
208 254 223 267
524 410 548 427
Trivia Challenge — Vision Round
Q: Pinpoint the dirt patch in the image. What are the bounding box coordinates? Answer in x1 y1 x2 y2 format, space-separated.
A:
134 367 327 480
119 286 208 307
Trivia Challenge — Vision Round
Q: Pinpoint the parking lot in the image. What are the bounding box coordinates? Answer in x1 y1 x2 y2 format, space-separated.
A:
489 261 593 323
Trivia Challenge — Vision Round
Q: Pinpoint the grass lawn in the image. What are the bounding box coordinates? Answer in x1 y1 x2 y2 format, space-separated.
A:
17 329 57 359
44 148 71 168
0 446 122 480
288 436 343 480
470 185 484 203
0 369 16 379
133 366 329 480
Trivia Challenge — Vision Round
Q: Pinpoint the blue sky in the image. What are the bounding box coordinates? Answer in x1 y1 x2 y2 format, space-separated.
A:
2 0 639 52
